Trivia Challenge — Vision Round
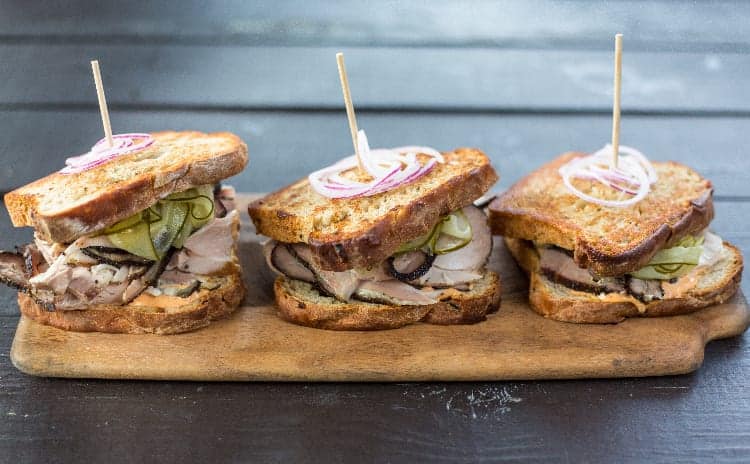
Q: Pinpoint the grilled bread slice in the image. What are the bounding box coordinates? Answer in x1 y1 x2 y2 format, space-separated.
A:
249 148 498 271
5 131 248 244
506 237 743 323
274 271 501 330
489 152 713 277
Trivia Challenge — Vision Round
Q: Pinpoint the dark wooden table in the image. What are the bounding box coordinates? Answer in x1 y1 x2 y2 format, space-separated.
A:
1 2 749 462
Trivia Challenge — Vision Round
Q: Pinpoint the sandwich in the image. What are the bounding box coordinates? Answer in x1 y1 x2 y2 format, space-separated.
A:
248 132 500 330
1 131 248 334
489 146 743 323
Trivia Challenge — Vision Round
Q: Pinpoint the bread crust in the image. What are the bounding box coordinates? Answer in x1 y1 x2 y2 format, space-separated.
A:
17 270 245 335
5 131 248 243
274 271 501 330
249 148 498 271
489 152 714 276
505 237 743 324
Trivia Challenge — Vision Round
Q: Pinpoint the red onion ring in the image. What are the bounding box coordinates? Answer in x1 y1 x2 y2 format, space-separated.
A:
60 133 155 174
558 144 657 207
308 130 444 199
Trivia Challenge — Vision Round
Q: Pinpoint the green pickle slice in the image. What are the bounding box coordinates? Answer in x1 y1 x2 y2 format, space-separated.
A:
394 209 473 256
103 185 215 261
630 235 704 280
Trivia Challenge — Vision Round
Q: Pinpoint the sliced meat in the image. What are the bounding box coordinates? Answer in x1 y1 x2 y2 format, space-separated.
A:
539 246 626 294
291 244 359 301
389 251 435 282
81 246 154 267
169 210 237 275
413 268 483 288
22 244 47 277
219 185 237 213
355 280 437 306
627 277 664 302
0 251 32 291
431 205 492 271
264 241 315 283
160 269 203 285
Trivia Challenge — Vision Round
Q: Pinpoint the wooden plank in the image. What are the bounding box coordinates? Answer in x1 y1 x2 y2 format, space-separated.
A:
9 224 749 381
1 1 748 52
0 110 748 196
1 45 749 112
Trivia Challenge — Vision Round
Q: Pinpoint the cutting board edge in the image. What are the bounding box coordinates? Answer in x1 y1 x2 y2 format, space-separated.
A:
10 307 746 382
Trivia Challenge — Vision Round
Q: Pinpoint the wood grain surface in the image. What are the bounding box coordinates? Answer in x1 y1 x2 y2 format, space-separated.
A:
10 205 749 381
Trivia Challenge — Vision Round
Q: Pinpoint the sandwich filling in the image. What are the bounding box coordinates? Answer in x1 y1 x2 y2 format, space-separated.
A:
0 185 239 311
534 229 726 307
264 204 492 305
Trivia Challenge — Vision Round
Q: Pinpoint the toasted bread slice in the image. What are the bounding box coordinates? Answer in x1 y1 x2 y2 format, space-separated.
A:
5 131 248 243
249 148 497 271
274 271 501 330
505 237 743 324
18 269 244 335
489 152 713 276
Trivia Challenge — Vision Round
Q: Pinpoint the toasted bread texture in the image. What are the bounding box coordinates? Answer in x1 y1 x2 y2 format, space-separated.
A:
249 148 498 271
17 269 244 335
505 237 743 324
5 131 248 243
489 152 713 276
274 271 501 330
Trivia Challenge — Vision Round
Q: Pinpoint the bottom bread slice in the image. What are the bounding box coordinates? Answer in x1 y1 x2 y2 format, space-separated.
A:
505 237 743 324
274 271 501 330
18 270 245 335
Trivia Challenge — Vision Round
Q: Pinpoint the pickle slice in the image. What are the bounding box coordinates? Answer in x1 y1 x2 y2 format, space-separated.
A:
432 233 471 255
395 221 443 254
149 202 189 258
107 221 159 261
441 210 472 240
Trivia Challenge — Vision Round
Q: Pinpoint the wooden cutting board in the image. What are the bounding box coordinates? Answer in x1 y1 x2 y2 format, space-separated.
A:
9 195 750 381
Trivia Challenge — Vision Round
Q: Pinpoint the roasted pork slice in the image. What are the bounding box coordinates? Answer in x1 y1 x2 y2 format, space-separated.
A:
627 277 664 302
431 205 492 271
354 280 437 305
264 241 315 283
539 246 626 294
168 210 238 275
291 243 360 300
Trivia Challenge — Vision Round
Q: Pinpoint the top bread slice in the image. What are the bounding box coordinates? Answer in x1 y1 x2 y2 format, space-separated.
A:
249 147 498 271
489 152 713 277
5 131 248 244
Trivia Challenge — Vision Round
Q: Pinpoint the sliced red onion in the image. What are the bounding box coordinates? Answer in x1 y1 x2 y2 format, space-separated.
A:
558 144 656 207
60 133 154 174
308 129 443 199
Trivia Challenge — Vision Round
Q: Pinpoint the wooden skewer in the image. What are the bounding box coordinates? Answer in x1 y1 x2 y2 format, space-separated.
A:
90 60 113 148
336 52 364 172
611 34 623 168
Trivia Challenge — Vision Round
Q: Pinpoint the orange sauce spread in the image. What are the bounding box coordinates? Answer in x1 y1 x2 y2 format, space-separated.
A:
596 292 646 313
662 266 709 299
